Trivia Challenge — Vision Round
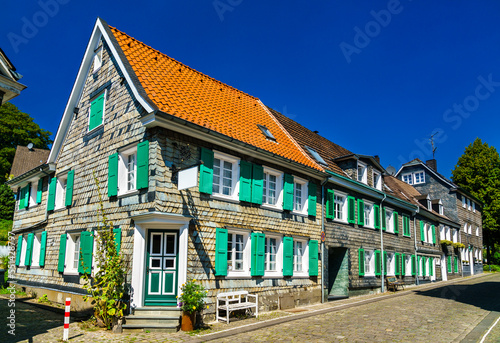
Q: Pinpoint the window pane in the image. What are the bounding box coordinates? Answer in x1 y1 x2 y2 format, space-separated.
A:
127 153 136 191
294 183 302 211
165 234 175 254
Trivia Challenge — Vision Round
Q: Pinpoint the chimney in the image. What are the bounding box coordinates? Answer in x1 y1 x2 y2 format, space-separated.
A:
374 155 380 164
426 159 437 172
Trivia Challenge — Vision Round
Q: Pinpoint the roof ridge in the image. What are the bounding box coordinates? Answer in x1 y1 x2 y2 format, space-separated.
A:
109 25 259 101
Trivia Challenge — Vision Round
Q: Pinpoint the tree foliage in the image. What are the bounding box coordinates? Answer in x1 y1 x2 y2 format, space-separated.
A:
0 184 15 220
0 102 52 183
452 138 500 263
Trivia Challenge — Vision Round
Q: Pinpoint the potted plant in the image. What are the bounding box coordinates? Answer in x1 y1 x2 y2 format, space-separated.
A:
177 279 208 331
440 240 454 255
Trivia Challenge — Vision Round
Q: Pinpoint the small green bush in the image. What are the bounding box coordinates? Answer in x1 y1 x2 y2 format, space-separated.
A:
484 264 500 272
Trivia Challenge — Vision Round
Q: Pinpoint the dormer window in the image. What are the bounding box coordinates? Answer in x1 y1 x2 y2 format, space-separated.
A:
305 146 327 166
357 161 367 184
439 203 443 215
257 125 276 141
402 173 413 185
427 199 432 210
414 171 425 184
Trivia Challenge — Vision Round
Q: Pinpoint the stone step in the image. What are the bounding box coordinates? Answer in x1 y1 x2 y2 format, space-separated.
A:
132 307 181 316
125 315 180 325
122 323 178 333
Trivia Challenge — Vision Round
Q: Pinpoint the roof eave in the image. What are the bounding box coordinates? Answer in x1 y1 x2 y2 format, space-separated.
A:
6 163 55 187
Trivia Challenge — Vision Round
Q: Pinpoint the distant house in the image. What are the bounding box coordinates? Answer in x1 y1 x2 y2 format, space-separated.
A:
396 159 483 276
0 48 26 104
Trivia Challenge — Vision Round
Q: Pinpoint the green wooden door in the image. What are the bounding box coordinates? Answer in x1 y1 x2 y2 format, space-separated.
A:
144 230 179 306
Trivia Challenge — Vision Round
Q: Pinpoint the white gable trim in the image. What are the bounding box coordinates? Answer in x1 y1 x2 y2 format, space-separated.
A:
48 18 154 164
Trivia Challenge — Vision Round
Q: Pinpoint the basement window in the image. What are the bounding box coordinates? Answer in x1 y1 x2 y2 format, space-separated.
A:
305 146 327 166
257 125 276 141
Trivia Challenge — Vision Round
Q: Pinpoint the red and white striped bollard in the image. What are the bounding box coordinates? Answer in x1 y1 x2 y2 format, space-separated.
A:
63 297 71 341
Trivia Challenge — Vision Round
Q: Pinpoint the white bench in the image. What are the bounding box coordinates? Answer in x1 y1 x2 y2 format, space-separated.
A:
216 290 258 324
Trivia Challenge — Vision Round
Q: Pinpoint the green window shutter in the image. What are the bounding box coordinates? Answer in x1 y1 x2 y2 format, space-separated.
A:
251 232 265 276
239 160 252 202
454 256 458 273
326 189 335 219
429 258 433 276
283 236 294 276
357 199 365 226
89 92 104 131
347 196 355 224
199 148 214 194
447 256 451 273
18 187 25 210
215 228 228 276
382 207 387 231
283 174 294 211
374 204 380 229
24 184 30 209
65 170 74 207
36 178 43 204
411 255 416 276
15 236 23 266
108 153 118 197
422 257 426 276
24 233 34 266
308 182 317 217
420 221 425 242
394 212 399 234
137 140 150 190
39 231 47 267
47 176 57 211
113 228 122 254
431 225 436 244
395 253 401 276
309 240 318 276
251 164 264 205
383 251 387 276
401 253 406 276
58 234 67 272
374 250 381 276
358 249 365 276
79 231 94 274
403 215 409 236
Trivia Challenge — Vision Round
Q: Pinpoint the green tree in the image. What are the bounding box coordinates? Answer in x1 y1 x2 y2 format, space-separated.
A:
452 138 500 264
0 102 52 183
0 184 15 220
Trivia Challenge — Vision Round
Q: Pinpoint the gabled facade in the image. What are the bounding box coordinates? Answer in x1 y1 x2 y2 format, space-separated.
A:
0 48 26 104
396 158 483 276
8 18 327 325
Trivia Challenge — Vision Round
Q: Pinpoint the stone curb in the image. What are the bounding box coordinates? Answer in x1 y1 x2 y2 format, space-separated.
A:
190 273 494 342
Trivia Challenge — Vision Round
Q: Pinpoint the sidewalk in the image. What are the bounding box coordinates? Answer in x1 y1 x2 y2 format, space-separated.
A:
190 273 493 342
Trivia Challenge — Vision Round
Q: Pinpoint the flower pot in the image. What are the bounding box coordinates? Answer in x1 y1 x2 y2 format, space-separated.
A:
181 311 196 331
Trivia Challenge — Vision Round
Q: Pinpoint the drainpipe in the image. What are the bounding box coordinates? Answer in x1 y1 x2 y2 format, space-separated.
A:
380 193 386 293
413 207 420 285
320 177 328 303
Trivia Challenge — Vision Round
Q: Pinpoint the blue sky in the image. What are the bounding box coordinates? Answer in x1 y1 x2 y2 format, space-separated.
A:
2 1 500 178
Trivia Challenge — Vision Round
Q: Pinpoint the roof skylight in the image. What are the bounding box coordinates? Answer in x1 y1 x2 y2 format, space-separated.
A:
257 125 276 141
305 146 327 165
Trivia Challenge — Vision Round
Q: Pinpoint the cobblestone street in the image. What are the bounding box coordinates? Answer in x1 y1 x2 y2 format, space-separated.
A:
1 273 499 343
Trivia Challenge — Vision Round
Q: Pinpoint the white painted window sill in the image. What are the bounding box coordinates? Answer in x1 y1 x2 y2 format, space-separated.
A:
118 189 140 198
261 204 283 212
211 194 240 204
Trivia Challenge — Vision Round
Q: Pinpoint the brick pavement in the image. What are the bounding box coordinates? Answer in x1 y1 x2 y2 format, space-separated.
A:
1 273 499 343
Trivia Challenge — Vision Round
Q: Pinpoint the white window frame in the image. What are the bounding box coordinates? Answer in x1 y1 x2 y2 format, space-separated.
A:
293 237 309 277
467 199 471 211
468 224 472 235
418 257 424 276
472 202 476 213
262 167 283 210
19 235 27 267
385 208 394 233
364 249 375 277
414 171 425 184
29 180 38 208
462 197 466 208
386 252 395 276
373 171 382 190
405 255 412 277
452 229 458 243
439 203 443 215
212 151 240 202
357 161 367 184
54 173 68 210
31 232 42 267
292 176 308 216
439 226 444 240
264 234 282 278
427 224 433 243
364 200 374 228
64 232 81 275
226 229 250 278
118 145 138 196
334 191 348 223
402 173 413 185
476 227 479 236
93 46 103 73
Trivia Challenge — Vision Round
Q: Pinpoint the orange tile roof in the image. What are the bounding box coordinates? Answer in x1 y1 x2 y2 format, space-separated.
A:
109 26 321 171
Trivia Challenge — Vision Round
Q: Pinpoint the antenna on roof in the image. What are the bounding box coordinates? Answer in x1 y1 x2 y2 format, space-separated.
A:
27 143 34 151
430 132 438 159
386 165 396 176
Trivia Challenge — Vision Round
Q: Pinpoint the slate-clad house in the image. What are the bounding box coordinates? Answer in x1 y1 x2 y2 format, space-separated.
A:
6 18 481 330
0 47 27 104
7 18 327 326
270 110 462 295
397 159 483 276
